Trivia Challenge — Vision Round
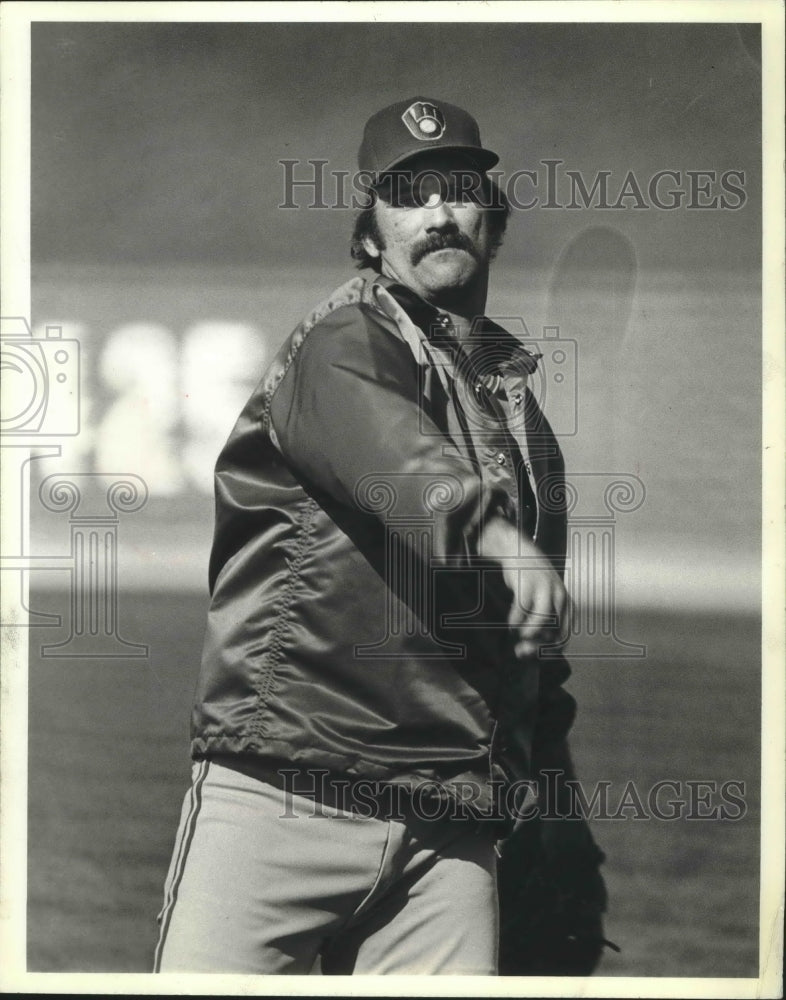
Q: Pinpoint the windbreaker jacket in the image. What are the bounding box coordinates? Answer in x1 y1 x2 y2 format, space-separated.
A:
191 275 574 814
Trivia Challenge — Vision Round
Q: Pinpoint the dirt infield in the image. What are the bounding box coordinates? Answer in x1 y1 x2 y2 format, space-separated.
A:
26 591 760 976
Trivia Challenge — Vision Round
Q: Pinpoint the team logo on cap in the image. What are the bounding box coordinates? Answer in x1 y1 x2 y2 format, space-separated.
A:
401 101 446 141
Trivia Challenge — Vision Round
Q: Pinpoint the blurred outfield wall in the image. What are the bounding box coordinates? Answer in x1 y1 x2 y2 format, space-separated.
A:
28 260 760 611
25 21 762 611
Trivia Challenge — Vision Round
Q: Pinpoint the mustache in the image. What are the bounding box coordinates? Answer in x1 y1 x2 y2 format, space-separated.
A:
410 229 479 266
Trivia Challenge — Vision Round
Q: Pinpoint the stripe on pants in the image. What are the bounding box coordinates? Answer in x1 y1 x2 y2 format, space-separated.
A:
153 759 209 972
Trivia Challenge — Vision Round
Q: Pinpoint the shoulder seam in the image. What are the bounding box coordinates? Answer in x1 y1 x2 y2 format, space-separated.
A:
260 277 369 431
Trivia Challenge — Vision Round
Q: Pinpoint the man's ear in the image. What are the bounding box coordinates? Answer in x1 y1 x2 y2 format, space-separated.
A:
361 236 381 259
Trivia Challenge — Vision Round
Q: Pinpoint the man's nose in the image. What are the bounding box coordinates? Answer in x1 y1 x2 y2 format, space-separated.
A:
424 197 457 228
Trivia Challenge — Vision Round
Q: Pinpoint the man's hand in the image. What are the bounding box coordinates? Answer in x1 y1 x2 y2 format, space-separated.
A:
478 517 570 658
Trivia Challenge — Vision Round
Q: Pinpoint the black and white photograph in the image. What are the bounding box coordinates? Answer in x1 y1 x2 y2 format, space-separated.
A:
0 1 783 994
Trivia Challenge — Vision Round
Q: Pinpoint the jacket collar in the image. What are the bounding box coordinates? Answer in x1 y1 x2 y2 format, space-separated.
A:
367 274 540 374
371 275 441 337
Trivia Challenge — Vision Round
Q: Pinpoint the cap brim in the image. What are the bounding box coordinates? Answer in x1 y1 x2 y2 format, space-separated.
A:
377 144 499 177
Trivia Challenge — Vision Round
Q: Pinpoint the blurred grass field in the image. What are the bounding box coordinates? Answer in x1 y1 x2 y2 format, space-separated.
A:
26 590 760 976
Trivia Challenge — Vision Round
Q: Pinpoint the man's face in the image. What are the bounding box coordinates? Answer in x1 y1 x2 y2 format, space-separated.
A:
362 152 493 309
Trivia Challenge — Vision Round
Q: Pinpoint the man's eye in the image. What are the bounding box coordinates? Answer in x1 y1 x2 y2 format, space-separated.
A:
396 188 419 207
444 183 465 204
446 181 483 205
378 171 485 208
391 187 437 208
401 185 448 208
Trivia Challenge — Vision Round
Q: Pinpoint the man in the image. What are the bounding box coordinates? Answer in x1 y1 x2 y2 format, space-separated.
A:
154 97 608 976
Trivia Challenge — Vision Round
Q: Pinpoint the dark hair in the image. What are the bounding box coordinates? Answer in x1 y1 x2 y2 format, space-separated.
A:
350 174 511 273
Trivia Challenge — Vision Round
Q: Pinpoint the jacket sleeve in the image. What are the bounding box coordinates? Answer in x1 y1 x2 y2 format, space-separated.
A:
267 305 506 565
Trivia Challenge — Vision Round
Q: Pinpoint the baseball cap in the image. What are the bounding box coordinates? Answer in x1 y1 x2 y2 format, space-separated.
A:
358 96 499 181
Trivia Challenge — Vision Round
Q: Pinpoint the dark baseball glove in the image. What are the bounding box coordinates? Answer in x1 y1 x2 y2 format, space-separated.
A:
497 805 617 976
495 650 619 975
